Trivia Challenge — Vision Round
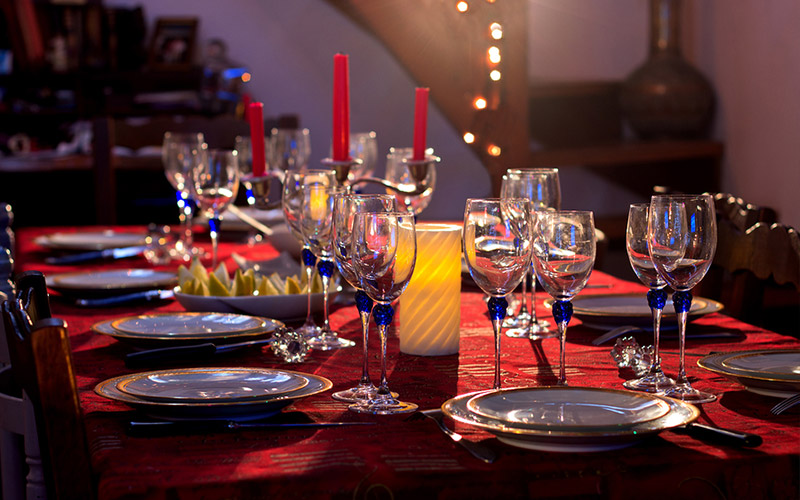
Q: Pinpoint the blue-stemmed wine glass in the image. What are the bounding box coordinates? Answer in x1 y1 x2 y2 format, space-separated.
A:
532 210 596 386
463 198 532 389
648 194 717 403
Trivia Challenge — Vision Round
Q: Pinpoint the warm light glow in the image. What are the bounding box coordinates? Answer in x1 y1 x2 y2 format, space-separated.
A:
488 46 501 64
241 72 252 83
489 70 501 81
490 23 503 40
485 0 497 3
456 1 469 13
487 144 501 156
463 132 475 144
473 97 487 110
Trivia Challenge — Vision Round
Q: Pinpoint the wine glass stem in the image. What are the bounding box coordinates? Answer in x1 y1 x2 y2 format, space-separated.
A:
182 194 195 250
557 320 568 385
320 273 331 334
491 317 502 389
676 309 689 385
529 271 539 324
377 322 391 396
358 308 372 386
209 215 220 268
518 274 528 316
650 305 664 374
302 260 315 326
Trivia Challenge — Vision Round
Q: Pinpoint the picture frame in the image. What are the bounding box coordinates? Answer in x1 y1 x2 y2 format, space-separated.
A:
148 17 198 69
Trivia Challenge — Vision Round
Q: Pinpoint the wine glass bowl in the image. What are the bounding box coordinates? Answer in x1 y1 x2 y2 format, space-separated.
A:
648 194 717 403
384 146 436 215
162 131 206 262
532 210 596 386
350 211 418 414
463 198 532 389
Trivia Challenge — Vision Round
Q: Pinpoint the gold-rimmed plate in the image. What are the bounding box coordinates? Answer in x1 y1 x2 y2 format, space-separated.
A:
116 367 309 403
465 387 672 431
95 368 332 421
48 269 177 298
698 349 800 398
442 387 698 453
110 312 268 337
34 230 146 251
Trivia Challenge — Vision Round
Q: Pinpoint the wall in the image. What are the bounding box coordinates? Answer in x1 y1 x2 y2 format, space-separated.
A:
108 0 800 228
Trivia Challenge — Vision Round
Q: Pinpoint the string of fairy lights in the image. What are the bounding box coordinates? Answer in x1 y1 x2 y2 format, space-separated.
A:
456 0 504 158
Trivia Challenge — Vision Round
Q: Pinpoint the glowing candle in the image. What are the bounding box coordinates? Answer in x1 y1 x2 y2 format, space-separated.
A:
399 223 461 356
308 185 327 222
247 102 266 177
332 54 350 161
412 87 429 161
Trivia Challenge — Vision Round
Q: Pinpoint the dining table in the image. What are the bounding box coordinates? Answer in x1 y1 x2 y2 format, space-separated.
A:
11 224 800 500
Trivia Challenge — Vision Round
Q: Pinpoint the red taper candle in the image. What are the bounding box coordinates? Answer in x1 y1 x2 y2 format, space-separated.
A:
247 102 266 177
332 54 350 161
412 87 429 161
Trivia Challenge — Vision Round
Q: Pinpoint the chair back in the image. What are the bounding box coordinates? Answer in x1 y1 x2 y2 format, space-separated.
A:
2 302 94 500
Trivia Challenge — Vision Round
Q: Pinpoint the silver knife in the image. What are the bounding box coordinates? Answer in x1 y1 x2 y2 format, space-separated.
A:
124 337 277 368
127 419 375 437
76 289 175 307
45 245 147 265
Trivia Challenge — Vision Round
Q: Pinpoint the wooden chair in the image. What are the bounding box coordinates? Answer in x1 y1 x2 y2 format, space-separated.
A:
2 301 94 500
0 271 54 500
695 193 800 328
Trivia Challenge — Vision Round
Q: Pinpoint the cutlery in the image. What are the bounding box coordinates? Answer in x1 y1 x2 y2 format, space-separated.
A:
406 409 497 464
592 326 740 346
770 393 800 415
227 205 274 236
127 419 375 437
672 422 762 448
124 337 277 368
591 325 643 345
75 289 175 307
44 245 147 265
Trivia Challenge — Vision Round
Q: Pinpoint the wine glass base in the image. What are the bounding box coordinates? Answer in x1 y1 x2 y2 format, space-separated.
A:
505 325 556 340
332 385 397 403
529 319 551 332
307 334 355 351
623 372 676 393
348 399 418 415
296 323 322 338
503 311 531 328
663 383 717 404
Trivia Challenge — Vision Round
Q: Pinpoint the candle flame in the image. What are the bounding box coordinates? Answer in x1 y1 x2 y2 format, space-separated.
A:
473 97 487 110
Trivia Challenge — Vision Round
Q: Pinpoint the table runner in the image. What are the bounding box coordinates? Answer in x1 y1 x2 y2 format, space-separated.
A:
12 227 800 499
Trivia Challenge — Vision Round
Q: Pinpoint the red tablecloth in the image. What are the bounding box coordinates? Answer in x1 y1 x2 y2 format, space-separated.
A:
13 227 800 500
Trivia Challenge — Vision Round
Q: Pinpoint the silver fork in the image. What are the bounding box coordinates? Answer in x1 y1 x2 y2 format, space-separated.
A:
770 393 800 415
406 409 497 464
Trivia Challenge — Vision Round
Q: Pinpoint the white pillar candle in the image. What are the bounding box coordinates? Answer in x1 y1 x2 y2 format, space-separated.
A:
399 223 461 356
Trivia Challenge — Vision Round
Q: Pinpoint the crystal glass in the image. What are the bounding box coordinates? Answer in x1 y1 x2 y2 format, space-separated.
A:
234 134 278 202
271 127 311 172
331 193 397 402
648 194 717 403
350 211 417 414
532 210 596 386
282 169 336 339
624 203 676 392
384 146 436 215
463 198 532 389
299 180 354 350
192 148 240 268
348 131 378 183
162 131 206 262
500 168 561 339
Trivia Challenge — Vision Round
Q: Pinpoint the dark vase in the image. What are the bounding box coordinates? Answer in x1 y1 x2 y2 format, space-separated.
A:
620 0 715 140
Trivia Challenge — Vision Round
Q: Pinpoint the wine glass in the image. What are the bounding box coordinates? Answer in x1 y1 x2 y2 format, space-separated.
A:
162 131 206 261
192 147 240 268
234 134 277 245
271 127 311 172
299 180 354 350
532 210 596 386
624 203 676 392
648 194 717 403
384 146 436 215
282 169 336 339
331 193 397 402
463 198 532 389
347 131 378 184
350 211 417 414
500 168 561 340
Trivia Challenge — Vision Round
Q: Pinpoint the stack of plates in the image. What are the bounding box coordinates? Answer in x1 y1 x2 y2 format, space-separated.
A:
92 311 283 348
49 269 177 299
698 349 800 398
441 386 699 453
35 230 146 251
96 367 332 420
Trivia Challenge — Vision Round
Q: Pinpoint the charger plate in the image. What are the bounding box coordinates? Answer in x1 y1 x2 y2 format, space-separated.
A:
698 349 800 398
110 312 268 337
442 387 698 453
116 367 309 403
95 369 332 421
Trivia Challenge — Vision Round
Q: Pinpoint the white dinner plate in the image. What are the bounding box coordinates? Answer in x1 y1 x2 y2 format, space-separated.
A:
220 207 285 232
47 269 177 297
466 387 672 431
442 387 698 453
116 367 308 403
546 293 724 330
34 230 146 251
92 314 282 348
698 349 800 398
95 369 332 421
111 312 268 336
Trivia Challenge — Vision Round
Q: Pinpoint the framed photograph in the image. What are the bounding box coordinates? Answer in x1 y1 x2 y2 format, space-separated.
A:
148 17 198 69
